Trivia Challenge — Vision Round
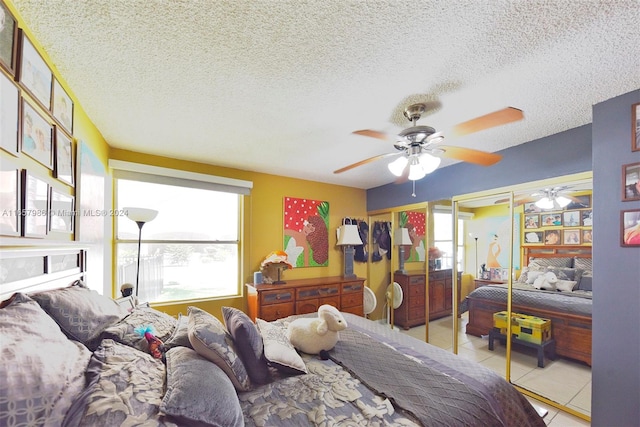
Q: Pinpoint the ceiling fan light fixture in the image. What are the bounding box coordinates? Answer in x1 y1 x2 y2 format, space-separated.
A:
418 152 441 174
555 195 571 208
535 197 554 210
408 157 426 181
388 156 408 177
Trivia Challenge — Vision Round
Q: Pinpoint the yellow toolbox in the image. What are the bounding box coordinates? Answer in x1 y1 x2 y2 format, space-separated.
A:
493 311 551 344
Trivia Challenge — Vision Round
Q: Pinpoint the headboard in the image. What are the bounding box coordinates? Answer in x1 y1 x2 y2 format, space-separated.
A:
0 247 87 301
522 245 592 267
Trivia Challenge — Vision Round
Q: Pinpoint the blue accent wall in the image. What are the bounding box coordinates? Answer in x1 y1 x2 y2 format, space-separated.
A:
366 124 592 211
592 89 640 426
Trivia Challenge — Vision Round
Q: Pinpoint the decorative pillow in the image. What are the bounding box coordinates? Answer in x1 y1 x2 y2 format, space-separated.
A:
222 306 270 385
573 257 592 271
545 266 582 283
164 313 192 350
187 306 251 391
577 270 593 291
30 280 127 349
0 293 91 427
528 257 573 268
256 318 307 375
556 280 578 292
98 305 177 352
161 347 244 427
517 263 545 283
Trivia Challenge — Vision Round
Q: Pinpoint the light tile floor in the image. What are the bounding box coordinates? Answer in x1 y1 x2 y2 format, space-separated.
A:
399 313 591 426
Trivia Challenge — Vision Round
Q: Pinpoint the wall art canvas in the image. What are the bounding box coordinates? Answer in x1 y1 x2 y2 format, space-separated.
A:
399 210 426 261
21 100 53 168
22 170 48 237
479 215 520 270
621 209 640 247
18 31 52 110
283 197 329 267
0 71 19 155
0 0 17 75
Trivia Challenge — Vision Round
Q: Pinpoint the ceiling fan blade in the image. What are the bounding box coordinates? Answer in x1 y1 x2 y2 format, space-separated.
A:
437 145 502 166
352 129 393 141
452 107 524 136
333 152 399 174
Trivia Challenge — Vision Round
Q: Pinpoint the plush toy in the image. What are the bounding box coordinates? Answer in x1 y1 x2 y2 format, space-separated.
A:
134 325 165 359
286 305 347 355
532 271 558 290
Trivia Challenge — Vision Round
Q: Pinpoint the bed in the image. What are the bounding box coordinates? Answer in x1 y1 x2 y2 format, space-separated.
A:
0 247 545 427
462 246 592 366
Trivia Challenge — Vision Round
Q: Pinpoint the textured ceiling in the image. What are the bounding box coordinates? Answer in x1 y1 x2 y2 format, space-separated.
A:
11 0 640 189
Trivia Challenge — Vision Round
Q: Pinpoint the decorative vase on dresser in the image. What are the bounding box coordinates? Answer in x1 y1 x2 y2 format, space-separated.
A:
392 269 462 330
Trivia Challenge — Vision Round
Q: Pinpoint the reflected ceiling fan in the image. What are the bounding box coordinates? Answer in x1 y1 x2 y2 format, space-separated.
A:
495 186 581 209
334 103 524 182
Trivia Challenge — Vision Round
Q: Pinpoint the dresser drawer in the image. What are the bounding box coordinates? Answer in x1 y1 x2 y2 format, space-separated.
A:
341 291 363 308
409 306 426 320
261 302 295 321
342 304 364 316
409 275 426 285
342 281 363 294
408 283 425 298
260 289 294 305
296 285 340 300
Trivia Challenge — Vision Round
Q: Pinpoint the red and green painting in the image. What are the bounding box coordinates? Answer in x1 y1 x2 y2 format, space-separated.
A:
284 197 329 267
399 210 426 262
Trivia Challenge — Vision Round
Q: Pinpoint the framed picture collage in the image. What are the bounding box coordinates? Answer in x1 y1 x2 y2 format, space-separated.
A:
522 195 593 246
1 0 76 240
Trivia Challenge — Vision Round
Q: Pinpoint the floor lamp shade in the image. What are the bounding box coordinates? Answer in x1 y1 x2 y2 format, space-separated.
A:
124 207 158 298
337 224 363 279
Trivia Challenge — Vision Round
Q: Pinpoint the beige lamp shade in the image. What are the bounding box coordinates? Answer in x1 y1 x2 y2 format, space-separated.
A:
337 224 363 246
124 207 158 223
394 227 412 246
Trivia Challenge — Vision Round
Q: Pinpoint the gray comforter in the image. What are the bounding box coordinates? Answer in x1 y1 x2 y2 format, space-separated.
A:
460 283 592 317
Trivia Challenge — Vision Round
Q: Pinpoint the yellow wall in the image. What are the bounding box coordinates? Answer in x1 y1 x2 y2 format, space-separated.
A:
109 149 368 318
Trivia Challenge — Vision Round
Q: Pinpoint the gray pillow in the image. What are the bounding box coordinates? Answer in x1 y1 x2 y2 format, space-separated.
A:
517 263 545 283
165 313 192 350
529 257 573 267
577 271 593 291
573 257 593 271
222 306 270 385
30 280 127 349
187 306 251 391
162 347 244 427
256 318 307 375
0 293 91 426
545 266 582 282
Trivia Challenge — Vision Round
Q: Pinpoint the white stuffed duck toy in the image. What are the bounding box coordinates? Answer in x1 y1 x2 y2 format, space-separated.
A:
286 304 347 355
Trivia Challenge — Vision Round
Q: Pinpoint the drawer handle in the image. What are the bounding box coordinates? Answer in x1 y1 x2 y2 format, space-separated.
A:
276 295 281 300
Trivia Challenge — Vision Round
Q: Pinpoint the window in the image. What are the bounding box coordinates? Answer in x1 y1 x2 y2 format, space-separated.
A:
433 212 465 271
113 163 251 304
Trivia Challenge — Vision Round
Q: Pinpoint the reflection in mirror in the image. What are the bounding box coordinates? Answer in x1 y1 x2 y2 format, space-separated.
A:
454 173 592 421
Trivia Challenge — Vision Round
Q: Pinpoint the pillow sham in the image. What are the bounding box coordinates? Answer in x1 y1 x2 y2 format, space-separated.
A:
528 256 573 267
187 306 251 391
99 305 178 352
555 279 578 292
222 306 270 385
256 318 307 375
573 257 593 271
545 266 582 282
30 279 127 349
0 293 91 427
161 347 244 427
517 264 545 283
164 313 192 350
577 270 593 291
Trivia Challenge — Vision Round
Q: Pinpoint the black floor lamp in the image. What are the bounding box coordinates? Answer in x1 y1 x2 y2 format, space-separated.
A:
124 207 158 298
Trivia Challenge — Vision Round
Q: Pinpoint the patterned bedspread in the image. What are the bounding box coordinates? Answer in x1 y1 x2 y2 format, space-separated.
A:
460 283 592 317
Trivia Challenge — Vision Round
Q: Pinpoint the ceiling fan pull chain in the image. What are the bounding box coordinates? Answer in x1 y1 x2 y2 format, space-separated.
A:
412 180 416 197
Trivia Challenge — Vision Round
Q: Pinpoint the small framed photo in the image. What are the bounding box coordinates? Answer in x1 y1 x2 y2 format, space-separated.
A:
581 210 593 226
0 164 20 236
52 78 73 134
563 229 581 245
523 202 541 213
621 209 640 247
22 170 49 237
566 195 591 209
18 30 52 110
562 210 581 227
0 0 18 75
622 162 640 201
0 71 19 155
21 99 53 169
633 103 640 152
524 214 539 229
582 229 593 244
49 187 74 234
524 231 544 244
54 128 74 186
544 229 561 245
541 213 561 227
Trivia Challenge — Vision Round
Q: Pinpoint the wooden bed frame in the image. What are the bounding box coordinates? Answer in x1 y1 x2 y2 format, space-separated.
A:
465 245 592 366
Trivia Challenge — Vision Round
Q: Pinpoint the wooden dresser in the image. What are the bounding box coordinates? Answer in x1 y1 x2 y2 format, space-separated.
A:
393 269 461 330
246 276 365 322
